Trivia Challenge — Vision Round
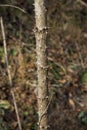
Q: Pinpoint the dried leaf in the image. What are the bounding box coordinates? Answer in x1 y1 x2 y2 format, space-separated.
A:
0 100 10 109
68 98 75 110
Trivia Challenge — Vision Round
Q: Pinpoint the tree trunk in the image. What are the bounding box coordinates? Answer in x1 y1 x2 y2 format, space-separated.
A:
34 0 49 130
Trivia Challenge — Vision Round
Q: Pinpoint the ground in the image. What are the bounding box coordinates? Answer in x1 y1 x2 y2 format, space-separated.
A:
0 0 87 130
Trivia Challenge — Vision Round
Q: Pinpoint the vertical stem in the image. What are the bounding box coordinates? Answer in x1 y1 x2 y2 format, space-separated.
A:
0 17 22 130
34 0 49 130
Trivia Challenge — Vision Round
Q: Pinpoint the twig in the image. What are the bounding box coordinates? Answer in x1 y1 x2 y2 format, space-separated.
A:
0 4 27 13
77 0 87 8
38 95 53 128
0 17 22 130
75 42 85 68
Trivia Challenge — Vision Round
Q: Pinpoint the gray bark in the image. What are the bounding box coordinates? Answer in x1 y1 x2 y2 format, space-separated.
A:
34 0 49 130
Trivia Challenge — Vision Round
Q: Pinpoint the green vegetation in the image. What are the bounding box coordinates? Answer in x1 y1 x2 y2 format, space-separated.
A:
78 111 87 124
0 0 87 130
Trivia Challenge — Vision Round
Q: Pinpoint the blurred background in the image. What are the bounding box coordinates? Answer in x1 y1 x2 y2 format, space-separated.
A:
0 0 87 130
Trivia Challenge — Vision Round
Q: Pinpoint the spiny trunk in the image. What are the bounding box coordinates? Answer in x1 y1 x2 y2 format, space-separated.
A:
34 0 49 130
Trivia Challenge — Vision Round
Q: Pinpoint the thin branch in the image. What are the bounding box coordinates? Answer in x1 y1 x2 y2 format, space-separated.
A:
38 95 53 129
77 0 87 8
0 4 27 13
0 17 22 130
75 42 85 68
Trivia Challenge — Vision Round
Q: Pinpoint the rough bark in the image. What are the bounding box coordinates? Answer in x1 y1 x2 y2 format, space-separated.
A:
34 0 49 130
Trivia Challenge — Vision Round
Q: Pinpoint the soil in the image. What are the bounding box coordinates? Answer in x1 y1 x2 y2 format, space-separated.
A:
0 0 87 130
